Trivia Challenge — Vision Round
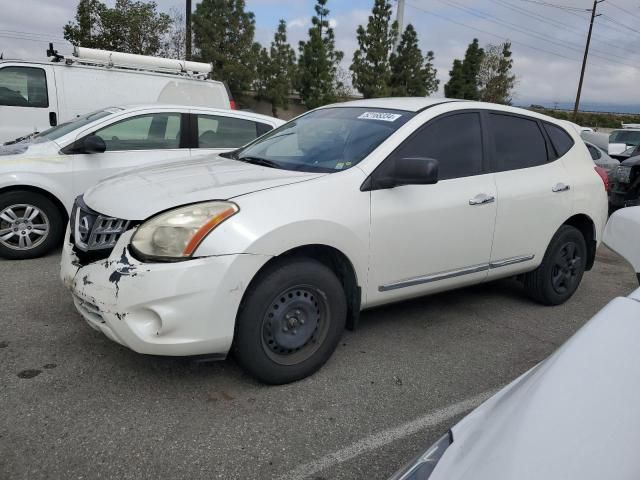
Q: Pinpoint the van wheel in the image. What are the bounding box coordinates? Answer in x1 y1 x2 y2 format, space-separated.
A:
233 258 346 385
0 191 64 260
524 225 587 305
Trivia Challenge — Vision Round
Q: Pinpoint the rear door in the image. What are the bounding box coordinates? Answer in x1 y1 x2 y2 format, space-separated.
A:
486 112 574 278
70 110 190 198
0 64 58 143
189 111 275 157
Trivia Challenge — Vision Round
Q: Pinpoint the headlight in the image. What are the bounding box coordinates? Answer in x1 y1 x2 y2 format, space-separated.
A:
388 432 452 480
131 201 238 260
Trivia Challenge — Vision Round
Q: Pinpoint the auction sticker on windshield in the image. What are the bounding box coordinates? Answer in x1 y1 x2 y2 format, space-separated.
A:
358 112 402 122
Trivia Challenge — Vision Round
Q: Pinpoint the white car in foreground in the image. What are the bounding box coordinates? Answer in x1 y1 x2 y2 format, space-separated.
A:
60 98 608 384
0 105 283 259
389 206 640 480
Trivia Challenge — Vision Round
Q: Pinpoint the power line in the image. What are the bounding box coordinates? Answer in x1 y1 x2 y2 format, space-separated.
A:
0 29 67 42
600 13 640 34
489 0 638 55
406 0 633 73
606 0 640 21
429 0 638 69
518 0 590 14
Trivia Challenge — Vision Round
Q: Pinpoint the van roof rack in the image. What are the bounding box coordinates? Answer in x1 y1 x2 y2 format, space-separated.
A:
46 44 213 79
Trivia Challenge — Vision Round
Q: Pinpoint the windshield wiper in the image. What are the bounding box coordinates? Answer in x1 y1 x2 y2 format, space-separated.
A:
237 156 282 169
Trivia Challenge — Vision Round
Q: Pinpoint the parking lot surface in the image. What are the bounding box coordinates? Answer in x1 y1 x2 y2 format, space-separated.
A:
1 247 637 480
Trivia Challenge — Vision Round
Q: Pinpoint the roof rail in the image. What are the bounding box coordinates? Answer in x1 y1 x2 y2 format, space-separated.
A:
47 44 213 79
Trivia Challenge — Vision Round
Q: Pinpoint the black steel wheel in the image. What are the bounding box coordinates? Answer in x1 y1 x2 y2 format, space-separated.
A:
524 225 587 305
233 258 347 384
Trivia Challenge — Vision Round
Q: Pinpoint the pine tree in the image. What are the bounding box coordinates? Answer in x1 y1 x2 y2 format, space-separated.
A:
256 20 296 117
389 24 438 97
444 38 484 100
478 42 516 104
444 59 465 99
350 0 398 98
461 39 484 100
297 0 344 109
192 0 259 95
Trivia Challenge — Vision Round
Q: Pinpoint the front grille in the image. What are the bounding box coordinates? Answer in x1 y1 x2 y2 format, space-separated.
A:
71 196 134 261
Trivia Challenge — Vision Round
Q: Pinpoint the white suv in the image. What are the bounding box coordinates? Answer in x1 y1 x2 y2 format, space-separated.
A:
60 98 608 384
0 105 283 259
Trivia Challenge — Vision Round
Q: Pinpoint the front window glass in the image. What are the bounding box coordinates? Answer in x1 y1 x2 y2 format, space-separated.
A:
610 130 640 146
0 66 48 108
232 107 415 172
94 113 182 151
34 109 119 143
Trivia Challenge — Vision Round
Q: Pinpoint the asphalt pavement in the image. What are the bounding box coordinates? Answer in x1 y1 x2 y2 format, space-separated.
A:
0 246 637 480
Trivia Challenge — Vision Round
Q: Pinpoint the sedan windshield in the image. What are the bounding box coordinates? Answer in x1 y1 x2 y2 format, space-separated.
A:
33 108 122 143
610 130 640 146
230 107 415 172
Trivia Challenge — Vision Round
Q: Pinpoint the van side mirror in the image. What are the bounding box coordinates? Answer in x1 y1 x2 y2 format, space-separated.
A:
362 157 439 191
80 134 106 154
603 206 640 284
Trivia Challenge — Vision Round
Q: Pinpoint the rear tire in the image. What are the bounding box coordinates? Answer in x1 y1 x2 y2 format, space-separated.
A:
233 258 347 385
0 191 64 260
524 225 587 305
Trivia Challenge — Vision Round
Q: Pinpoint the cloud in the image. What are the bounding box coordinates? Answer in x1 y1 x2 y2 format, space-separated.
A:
287 17 309 30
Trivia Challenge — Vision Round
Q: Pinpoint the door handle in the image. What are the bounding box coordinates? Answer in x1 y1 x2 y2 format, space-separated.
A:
469 193 495 205
49 111 57 127
552 183 570 192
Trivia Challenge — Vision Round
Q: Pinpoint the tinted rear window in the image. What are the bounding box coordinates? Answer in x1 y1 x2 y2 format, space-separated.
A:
544 123 574 158
489 113 548 171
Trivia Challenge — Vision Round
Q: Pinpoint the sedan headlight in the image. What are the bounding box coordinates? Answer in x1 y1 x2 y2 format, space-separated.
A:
131 201 238 260
388 432 452 480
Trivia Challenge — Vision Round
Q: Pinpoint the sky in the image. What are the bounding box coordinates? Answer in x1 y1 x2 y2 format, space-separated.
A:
1 0 639 111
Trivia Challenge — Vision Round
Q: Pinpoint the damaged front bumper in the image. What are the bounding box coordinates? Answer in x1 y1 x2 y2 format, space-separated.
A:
60 228 271 356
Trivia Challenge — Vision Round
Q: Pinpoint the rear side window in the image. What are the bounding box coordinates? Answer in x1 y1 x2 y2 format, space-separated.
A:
0 66 48 108
544 123 574 158
197 115 271 148
392 112 483 180
489 113 547 170
94 113 182 151
586 144 601 161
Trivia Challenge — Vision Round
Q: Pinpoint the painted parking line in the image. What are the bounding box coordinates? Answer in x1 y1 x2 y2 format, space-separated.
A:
277 389 495 480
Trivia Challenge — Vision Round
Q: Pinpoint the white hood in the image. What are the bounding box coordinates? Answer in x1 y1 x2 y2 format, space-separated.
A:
83 155 327 219
432 295 640 480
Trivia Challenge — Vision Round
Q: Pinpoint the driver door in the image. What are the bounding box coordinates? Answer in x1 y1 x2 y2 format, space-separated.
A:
71 111 190 198
367 111 497 305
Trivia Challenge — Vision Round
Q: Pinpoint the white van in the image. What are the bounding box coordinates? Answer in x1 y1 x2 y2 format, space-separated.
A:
0 46 232 144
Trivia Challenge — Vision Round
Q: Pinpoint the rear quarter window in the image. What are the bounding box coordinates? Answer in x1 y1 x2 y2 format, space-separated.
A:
544 123 574 158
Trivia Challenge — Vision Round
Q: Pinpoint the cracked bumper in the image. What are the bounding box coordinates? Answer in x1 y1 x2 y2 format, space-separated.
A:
60 228 271 356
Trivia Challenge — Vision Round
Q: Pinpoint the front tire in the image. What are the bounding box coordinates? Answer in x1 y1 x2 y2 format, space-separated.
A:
0 191 64 260
524 225 587 305
233 258 347 384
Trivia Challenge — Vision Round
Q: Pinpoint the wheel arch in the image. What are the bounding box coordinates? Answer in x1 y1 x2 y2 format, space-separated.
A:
0 184 69 225
242 244 362 331
562 213 597 271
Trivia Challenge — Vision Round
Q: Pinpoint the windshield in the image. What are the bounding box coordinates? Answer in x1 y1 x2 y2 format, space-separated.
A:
230 107 415 172
610 130 640 146
33 108 121 144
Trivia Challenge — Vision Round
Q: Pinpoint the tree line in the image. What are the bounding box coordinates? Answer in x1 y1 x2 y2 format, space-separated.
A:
63 0 516 116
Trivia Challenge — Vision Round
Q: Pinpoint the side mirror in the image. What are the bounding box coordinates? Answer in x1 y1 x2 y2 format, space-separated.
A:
80 134 106 154
603 206 640 284
363 157 439 191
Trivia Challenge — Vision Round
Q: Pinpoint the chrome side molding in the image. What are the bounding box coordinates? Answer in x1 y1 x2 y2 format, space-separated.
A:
379 254 535 292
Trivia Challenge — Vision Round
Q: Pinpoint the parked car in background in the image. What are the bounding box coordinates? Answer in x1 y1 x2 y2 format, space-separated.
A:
584 140 619 181
388 206 640 480
61 98 607 385
0 46 232 144
0 105 283 259
610 154 640 210
608 125 640 157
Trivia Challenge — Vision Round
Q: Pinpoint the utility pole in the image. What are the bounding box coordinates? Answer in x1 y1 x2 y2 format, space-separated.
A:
186 0 192 61
573 0 603 120
394 0 405 50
